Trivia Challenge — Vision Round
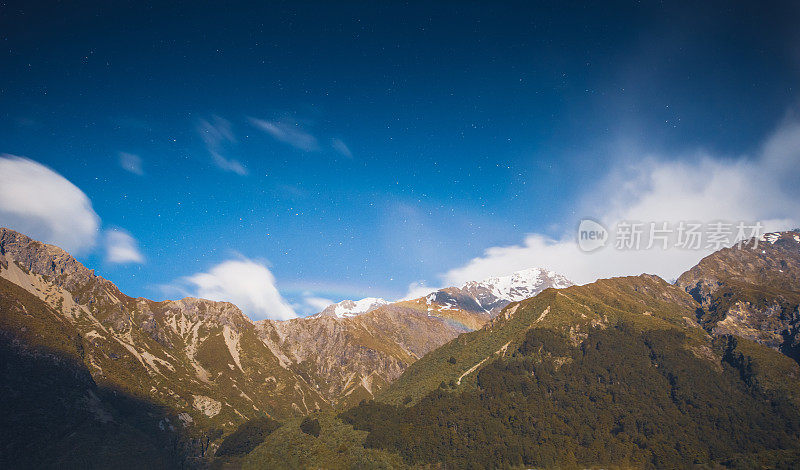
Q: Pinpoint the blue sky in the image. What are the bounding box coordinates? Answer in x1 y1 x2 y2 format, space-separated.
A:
2 1 800 319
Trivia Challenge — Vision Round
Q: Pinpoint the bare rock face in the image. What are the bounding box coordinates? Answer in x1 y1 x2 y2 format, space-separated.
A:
712 301 794 350
677 231 800 361
256 302 475 409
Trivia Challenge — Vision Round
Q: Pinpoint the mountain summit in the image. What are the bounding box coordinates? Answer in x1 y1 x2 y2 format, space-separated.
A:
461 267 574 303
424 267 574 316
314 297 390 318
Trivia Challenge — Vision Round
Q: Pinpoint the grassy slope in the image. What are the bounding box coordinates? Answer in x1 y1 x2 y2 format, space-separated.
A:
380 275 705 405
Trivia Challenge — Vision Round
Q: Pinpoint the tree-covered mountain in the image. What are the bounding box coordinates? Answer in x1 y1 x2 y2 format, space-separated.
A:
329 232 800 468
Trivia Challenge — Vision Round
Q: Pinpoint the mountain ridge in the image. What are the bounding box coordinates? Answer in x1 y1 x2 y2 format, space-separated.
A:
0 226 573 452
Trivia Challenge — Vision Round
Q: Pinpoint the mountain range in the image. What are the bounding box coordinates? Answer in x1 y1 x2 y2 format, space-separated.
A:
2 226 800 468
0 227 567 466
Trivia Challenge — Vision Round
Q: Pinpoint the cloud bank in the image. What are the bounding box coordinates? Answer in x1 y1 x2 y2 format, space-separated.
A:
417 116 800 292
403 281 439 300
184 258 297 321
0 154 101 254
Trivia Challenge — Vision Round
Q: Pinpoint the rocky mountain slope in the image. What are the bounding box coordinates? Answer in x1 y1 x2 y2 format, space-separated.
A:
256 302 474 409
0 275 185 468
677 230 800 360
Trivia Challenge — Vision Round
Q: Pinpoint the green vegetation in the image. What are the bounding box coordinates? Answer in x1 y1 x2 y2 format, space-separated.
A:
718 335 800 407
300 416 321 437
342 324 800 468
242 413 405 469
216 417 282 457
380 275 704 405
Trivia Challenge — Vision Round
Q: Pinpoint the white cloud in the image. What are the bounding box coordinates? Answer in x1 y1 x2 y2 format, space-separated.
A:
119 152 144 175
0 155 100 254
302 295 334 313
104 228 144 264
184 258 297 321
439 117 800 286
249 118 319 152
198 117 248 175
403 281 440 300
331 138 353 158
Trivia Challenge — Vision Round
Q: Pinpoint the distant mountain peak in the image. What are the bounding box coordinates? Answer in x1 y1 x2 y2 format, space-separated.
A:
461 267 574 302
315 297 390 318
424 267 574 316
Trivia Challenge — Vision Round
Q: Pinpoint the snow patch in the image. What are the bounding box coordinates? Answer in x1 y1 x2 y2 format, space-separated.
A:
462 267 573 302
760 232 780 244
328 297 389 318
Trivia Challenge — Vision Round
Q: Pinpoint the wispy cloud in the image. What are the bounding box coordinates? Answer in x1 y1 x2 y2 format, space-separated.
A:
118 152 144 175
331 138 353 158
403 281 439 300
435 115 800 287
249 118 319 152
104 228 145 264
198 117 248 175
0 154 100 254
295 294 334 315
180 257 297 321
249 115 356 159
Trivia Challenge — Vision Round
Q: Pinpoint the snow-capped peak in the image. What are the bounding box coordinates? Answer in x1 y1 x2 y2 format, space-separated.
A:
462 267 573 303
422 267 573 317
318 297 389 318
